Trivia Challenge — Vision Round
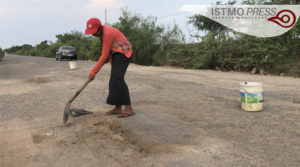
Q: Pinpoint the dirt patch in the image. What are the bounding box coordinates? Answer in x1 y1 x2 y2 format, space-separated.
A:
58 113 172 156
27 77 50 84
0 113 175 167
0 79 37 95
32 134 46 144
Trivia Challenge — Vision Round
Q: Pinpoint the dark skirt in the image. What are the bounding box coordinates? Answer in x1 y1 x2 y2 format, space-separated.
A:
106 52 131 105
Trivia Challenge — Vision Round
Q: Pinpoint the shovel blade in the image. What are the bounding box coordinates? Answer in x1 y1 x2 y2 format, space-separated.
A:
63 102 71 124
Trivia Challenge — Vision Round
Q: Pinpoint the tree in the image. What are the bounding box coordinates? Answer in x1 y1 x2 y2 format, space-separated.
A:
113 9 164 65
187 0 300 75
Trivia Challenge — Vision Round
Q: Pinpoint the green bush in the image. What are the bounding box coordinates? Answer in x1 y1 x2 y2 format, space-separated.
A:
0 48 4 61
154 43 213 69
185 0 300 76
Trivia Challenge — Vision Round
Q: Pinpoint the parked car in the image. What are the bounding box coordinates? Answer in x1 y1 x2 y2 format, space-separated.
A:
56 46 78 61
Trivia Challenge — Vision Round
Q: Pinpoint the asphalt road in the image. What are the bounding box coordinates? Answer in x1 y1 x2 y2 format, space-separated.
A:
0 54 299 167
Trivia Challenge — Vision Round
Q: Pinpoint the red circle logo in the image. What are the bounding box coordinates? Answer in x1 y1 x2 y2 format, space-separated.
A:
267 9 296 28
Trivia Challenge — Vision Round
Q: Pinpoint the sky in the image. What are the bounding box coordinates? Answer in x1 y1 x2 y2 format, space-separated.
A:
0 0 222 49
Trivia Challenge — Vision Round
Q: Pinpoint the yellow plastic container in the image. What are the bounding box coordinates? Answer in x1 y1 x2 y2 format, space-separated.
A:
240 82 263 112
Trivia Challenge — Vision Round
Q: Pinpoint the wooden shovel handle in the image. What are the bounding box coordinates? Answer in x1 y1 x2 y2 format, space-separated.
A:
69 79 91 103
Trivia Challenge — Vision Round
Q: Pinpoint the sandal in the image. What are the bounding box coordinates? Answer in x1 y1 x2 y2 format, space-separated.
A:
118 111 135 118
105 109 122 115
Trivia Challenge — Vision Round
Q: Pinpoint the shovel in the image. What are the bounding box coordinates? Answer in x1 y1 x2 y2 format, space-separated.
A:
63 78 92 124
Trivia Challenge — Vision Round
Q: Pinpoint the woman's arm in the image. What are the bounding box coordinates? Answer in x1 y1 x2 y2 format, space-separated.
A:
90 34 113 76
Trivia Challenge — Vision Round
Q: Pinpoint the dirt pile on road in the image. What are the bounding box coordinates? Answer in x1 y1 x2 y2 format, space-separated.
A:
58 112 151 155
1 113 161 167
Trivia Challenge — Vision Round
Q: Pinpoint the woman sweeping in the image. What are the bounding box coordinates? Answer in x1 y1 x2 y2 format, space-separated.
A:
85 18 134 118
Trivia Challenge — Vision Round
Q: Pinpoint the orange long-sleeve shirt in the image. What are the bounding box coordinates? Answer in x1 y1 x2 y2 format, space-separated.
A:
90 25 133 76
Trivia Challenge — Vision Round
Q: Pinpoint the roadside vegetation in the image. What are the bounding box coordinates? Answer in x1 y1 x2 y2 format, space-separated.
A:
5 0 300 76
0 48 4 61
